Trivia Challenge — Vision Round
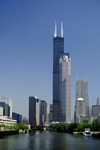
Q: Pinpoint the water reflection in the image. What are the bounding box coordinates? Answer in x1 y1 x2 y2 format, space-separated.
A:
0 130 100 150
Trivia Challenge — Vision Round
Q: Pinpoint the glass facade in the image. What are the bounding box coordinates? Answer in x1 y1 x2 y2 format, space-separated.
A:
53 37 64 121
0 102 10 117
0 97 12 117
12 112 22 123
40 100 48 125
29 96 36 126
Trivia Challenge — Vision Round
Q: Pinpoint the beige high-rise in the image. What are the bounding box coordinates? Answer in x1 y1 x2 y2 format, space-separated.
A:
59 54 71 123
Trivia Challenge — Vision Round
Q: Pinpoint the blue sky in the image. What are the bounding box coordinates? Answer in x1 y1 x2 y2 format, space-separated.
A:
0 0 100 119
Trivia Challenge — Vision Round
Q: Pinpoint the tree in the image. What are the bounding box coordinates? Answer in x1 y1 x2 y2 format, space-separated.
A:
92 119 100 131
68 123 78 133
82 120 88 123
55 122 69 132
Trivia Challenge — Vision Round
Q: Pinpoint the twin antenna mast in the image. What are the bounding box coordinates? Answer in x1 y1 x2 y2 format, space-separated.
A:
54 21 63 37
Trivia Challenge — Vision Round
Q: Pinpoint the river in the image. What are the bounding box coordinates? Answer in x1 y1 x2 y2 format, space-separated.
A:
0 130 100 150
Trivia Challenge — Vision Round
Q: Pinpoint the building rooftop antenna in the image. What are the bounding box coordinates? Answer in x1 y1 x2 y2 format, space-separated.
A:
54 21 57 37
86 74 87 80
61 21 63 37
77 75 78 80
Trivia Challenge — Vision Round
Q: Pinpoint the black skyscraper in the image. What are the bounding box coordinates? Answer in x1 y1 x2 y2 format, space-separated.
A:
53 22 64 121
29 96 36 126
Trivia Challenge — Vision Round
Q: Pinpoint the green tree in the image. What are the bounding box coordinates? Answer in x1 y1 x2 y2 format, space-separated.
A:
82 120 88 123
55 122 69 132
68 123 78 133
92 119 100 131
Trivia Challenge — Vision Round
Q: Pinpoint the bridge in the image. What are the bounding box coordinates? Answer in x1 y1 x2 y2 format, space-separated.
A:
31 126 55 131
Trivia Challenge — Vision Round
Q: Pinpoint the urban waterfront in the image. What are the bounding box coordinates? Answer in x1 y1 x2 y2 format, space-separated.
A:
0 130 100 150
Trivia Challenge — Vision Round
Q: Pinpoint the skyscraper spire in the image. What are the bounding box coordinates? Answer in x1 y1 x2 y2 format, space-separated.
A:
54 21 57 37
77 75 78 80
61 21 63 37
86 74 87 80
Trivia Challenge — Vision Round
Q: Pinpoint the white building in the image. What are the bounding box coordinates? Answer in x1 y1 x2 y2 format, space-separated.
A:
0 97 12 117
36 98 40 125
76 98 85 116
59 54 71 123
0 107 3 116
0 116 16 124
75 80 89 116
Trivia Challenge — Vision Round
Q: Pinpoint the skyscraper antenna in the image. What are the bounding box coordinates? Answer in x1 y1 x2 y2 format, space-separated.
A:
61 21 63 37
54 21 57 37
86 74 87 80
77 75 78 80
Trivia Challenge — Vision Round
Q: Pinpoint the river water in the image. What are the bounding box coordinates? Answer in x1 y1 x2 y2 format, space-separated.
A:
0 130 100 150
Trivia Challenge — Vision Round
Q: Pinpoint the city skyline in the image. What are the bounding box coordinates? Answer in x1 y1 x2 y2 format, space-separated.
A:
0 1 100 118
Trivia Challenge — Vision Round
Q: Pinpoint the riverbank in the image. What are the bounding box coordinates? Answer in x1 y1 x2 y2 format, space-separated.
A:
73 131 100 138
73 132 83 134
0 129 30 137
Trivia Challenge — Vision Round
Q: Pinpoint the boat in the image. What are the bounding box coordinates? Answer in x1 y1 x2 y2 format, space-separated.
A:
83 128 92 137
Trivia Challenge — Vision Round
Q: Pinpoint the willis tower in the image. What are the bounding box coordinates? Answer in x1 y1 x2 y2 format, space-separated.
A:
53 22 64 121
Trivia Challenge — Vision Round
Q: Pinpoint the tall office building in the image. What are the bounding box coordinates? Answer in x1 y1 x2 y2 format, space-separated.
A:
76 98 85 116
53 22 64 121
29 96 36 126
29 96 40 126
40 100 48 125
0 97 12 117
92 105 100 117
36 98 40 125
59 54 71 122
49 104 53 122
53 22 71 122
89 105 92 117
97 97 100 105
74 80 89 122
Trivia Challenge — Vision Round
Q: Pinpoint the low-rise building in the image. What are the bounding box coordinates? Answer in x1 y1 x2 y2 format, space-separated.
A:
12 112 22 123
0 116 17 124
22 117 27 125
77 115 91 123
